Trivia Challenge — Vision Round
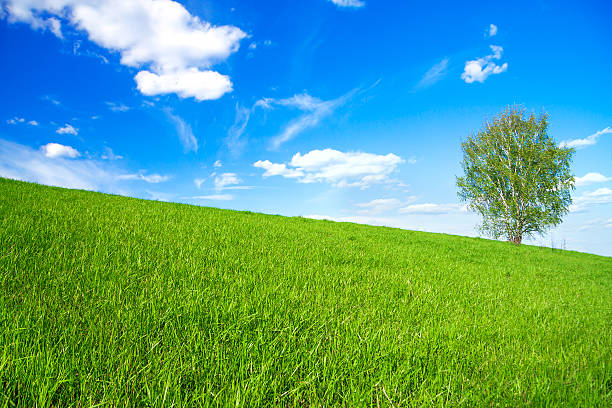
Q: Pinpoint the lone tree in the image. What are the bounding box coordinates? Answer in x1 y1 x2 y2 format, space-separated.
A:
457 106 574 245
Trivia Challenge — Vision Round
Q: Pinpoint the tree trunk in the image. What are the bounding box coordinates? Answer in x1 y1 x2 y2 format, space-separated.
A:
510 235 522 245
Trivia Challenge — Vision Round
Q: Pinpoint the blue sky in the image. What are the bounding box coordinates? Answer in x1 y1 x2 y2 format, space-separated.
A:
1 0 611 255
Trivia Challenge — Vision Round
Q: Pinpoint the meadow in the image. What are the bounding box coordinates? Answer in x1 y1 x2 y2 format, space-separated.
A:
0 177 610 406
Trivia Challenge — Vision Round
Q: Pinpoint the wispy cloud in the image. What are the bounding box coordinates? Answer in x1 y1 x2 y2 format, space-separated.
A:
255 148 404 189
117 172 170 183
355 198 416 215
570 187 612 212
487 24 498 37
461 45 508 83
329 0 365 8
225 104 252 156
398 203 466 215
559 127 611 149
260 90 357 149
226 88 359 153
101 147 123 161
165 110 198 153
106 102 130 112
416 58 449 89
214 172 240 190
190 194 234 201
0 139 117 192
6 117 24 125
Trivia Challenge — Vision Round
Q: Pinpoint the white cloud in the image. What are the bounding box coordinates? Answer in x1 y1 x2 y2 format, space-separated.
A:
570 187 612 212
165 110 198 153
575 172 612 187
6 117 24 124
254 148 403 189
329 0 365 8
214 172 240 190
106 102 130 112
27 120 38 126
416 58 449 88
487 24 498 37
135 69 232 101
56 123 78 135
225 104 252 155
40 142 80 159
3 0 246 101
253 160 304 179
194 178 206 189
461 45 508 83
117 172 170 183
257 90 356 149
355 198 412 215
398 203 466 215
559 127 611 149
0 139 116 191
191 194 233 201
101 147 123 160
214 160 222 168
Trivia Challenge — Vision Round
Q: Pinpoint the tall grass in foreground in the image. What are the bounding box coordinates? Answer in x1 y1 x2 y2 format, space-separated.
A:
0 177 610 407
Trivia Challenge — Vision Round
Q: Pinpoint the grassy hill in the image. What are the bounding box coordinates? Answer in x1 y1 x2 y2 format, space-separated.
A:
0 177 610 406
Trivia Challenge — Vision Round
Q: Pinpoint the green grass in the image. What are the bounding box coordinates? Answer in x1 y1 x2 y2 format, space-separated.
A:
0 177 610 407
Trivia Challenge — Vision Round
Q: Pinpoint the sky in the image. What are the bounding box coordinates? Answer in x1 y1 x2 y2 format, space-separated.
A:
0 0 611 256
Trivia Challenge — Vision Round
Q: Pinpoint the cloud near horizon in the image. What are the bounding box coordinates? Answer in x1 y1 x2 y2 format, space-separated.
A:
559 127 611 149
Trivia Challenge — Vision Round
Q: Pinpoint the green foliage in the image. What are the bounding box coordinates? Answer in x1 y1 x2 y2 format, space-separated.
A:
457 106 574 244
0 178 610 407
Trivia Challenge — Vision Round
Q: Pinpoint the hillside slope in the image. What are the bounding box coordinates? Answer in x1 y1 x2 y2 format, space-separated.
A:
0 178 610 406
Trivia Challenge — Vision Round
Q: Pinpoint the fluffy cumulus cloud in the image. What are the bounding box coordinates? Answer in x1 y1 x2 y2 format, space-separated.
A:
574 172 612 187
56 123 78 135
329 0 365 8
559 127 611 149
461 45 508 83
40 142 80 158
254 148 403 188
2 0 246 101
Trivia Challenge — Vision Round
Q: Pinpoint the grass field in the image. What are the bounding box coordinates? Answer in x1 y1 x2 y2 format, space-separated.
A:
0 177 610 406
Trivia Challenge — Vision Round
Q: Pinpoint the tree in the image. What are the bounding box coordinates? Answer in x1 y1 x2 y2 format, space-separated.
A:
456 106 574 245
